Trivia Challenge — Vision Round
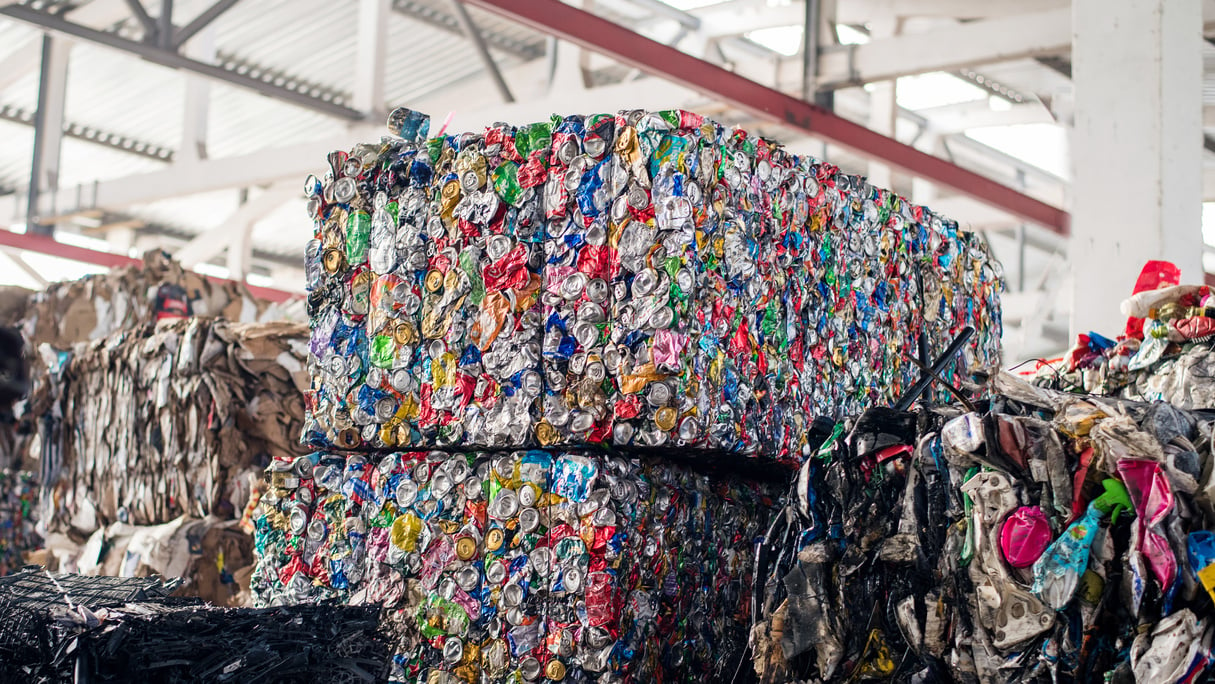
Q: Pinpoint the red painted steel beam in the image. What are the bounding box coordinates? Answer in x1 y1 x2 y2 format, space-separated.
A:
0 229 300 303
223 281 298 305
0 230 141 270
461 0 1071 236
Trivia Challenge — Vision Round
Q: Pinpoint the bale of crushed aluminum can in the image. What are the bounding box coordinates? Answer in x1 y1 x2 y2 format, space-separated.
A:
300 108 1002 464
28 318 310 536
750 373 1215 683
251 448 781 681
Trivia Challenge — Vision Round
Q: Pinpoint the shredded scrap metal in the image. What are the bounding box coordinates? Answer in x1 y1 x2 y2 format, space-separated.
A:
0 567 390 683
751 373 1215 683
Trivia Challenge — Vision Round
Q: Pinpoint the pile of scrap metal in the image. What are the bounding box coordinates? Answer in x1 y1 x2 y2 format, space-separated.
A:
0 567 389 683
750 372 1215 683
1034 263 1215 410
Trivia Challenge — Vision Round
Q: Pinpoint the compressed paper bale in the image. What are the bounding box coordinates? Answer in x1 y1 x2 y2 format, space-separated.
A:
29 318 310 534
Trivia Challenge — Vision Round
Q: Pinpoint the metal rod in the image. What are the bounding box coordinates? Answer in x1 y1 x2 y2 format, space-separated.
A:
1017 223 1026 292
26 35 53 236
157 0 174 50
448 0 514 103
903 353 976 412
893 326 975 411
461 0 1070 235
124 0 157 38
174 0 241 49
801 0 821 101
0 5 364 122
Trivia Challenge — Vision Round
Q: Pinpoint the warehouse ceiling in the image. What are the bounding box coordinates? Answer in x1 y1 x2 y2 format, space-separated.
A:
0 0 1212 363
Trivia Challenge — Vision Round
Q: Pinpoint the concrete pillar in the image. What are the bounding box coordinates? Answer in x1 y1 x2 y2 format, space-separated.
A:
27 35 70 233
352 0 390 117
866 15 898 190
1070 0 1204 335
107 225 135 253
179 25 216 163
911 131 941 205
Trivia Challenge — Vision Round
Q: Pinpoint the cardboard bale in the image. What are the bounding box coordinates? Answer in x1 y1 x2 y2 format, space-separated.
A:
28 318 309 536
15 250 282 351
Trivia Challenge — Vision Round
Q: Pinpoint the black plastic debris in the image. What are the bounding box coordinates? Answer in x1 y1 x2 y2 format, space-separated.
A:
0 566 183 610
0 567 390 683
750 374 1215 683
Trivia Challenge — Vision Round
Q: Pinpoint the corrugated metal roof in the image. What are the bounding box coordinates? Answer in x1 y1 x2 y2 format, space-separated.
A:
0 19 38 63
0 0 1206 288
0 0 552 216
0 0 556 264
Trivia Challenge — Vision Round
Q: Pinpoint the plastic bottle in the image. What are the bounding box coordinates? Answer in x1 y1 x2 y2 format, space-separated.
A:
1031 478 1131 610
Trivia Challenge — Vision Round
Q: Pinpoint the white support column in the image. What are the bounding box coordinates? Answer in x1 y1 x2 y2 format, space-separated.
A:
1070 0 1204 335
37 38 70 200
548 41 590 94
866 13 898 190
352 0 389 118
108 225 136 254
179 25 216 163
20 1 134 227
226 214 254 280
27 35 71 231
910 131 941 205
